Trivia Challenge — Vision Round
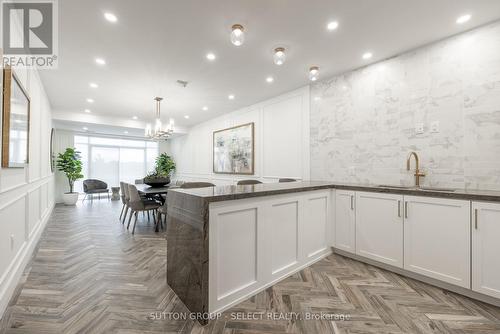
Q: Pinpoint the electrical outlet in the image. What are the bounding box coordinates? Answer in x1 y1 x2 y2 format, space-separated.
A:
430 121 440 133
348 166 356 176
415 123 424 134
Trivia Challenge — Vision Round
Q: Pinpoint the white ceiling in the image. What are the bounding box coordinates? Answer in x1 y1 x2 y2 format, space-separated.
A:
41 0 500 129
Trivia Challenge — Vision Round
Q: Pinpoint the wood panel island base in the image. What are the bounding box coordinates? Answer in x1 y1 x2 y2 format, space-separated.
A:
166 182 334 325
166 182 500 325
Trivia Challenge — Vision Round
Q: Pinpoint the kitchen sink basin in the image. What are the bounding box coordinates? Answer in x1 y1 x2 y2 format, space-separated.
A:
377 185 456 192
378 185 414 189
418 186 456 192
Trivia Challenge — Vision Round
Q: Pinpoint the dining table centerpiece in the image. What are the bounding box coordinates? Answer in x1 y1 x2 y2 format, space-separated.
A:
143 153 176 187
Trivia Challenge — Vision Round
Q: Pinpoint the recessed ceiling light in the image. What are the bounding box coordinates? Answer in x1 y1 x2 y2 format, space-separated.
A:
104 12 118 23
206 53 216 61
314 96 321 101
230 24 245 46
228 94 235 100
84 109 91 113
266 76 274 83
456 14 471 24
327 21 339 31
95 58 106 65
362 52 373 60
202 106 208 111
86 98 94 103
124 131 128 134
89 82 98 88
184 115 190 119
273 47 286 65
132 116 138 120
82 127 88 131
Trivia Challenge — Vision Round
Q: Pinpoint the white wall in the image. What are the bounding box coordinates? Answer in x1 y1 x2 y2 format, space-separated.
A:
163 87 310 184
311 21 500 190
0 67 55 316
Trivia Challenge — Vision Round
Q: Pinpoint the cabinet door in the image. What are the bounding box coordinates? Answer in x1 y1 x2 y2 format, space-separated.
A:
335 190 356 253
356 192 404 268
404 196 470 288
472 202 500 298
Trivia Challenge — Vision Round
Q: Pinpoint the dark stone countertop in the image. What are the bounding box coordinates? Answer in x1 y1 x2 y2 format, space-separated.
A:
169 181 500 203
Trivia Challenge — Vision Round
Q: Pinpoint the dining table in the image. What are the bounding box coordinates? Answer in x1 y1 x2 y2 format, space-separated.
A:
135 183 179 232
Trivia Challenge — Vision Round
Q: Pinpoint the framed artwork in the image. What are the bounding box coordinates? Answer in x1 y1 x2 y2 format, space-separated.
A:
2 67 31 168
213 122 254 175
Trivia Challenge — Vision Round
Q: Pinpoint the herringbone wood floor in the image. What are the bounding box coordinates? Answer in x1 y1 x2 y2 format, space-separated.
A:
1 201 500 334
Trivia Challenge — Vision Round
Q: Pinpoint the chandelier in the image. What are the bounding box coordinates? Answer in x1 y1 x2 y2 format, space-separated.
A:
145 97 174 140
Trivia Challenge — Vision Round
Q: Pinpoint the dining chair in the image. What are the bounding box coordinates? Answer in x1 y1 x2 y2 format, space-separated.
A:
279 178 296 182
237 179 262 185
122 183 131 224
119 182 128 220
127 184 161 234
180 182 215 189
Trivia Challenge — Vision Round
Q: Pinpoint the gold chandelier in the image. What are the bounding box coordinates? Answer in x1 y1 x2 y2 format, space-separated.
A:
145 97 174 140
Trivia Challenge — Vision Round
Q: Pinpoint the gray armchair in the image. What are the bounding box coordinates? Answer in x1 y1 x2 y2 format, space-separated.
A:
83 179 109 202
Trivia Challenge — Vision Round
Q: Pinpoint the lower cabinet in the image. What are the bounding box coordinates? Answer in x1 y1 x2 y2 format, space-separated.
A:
334 190 356 252
208 190 332 313
472 201 500 298
403 196 470 288
355 192 404 268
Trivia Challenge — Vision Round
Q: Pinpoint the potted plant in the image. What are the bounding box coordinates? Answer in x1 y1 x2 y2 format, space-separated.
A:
143 153 176 187
56 147 84 205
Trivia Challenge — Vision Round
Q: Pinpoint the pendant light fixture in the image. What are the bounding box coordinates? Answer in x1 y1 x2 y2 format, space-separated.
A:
273 47 286 65
145 97 174 140
309 66 320 81
230 24 245 46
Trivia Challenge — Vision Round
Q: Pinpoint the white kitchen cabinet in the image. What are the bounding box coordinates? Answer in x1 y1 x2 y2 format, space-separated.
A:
403 196 470 288
355 192 404 268
334 190 356 253
472 202 500 298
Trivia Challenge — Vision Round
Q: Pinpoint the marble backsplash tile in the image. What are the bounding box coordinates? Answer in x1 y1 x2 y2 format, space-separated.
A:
311 21 500 191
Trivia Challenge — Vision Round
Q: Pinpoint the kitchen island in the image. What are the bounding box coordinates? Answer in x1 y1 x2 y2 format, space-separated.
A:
166 181 500 324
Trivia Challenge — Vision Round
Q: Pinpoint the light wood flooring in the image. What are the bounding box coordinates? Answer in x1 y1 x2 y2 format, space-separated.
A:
1 200 500 334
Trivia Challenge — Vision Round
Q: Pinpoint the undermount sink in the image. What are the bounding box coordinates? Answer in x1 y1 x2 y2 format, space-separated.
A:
377 185 456 192
378 185 414 189
418 186 456 192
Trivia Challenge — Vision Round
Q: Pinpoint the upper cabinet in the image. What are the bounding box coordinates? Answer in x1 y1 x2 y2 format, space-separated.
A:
472 202 500 298
355 192 404 268
334 190 356 252
403 196 470 288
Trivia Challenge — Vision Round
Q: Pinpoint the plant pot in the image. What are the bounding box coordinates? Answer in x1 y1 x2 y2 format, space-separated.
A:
143 176 170 188
63 192 79 205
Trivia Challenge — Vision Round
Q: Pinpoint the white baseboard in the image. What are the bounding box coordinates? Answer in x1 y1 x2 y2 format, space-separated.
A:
0 202 55 318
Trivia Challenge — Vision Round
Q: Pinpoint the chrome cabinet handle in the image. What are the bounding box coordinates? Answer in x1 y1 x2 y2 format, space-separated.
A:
475 209 478 229
405 201 408 219
398 200 401 217
350 195 354 210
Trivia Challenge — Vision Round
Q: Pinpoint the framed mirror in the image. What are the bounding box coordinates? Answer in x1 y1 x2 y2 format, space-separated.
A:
2 67 30 168
50 128 55 172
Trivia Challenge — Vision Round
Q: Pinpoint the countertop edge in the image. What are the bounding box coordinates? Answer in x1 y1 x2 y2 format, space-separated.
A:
169 183 500 204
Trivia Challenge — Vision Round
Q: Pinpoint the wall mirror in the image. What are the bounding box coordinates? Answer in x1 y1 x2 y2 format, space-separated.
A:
2 67 30 168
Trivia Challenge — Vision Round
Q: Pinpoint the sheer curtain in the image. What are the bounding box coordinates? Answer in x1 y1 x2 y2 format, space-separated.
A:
74 135 159 192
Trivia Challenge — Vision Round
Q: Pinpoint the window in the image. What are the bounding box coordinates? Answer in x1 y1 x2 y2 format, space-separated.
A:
74 135 159 192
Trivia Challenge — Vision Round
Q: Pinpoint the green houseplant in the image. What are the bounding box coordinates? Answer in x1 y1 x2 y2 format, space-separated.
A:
56 147 84 205
143 153 176 187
